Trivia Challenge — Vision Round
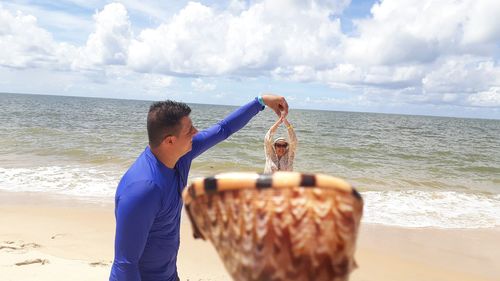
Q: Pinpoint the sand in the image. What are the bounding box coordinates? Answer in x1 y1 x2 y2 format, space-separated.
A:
1 190 499 281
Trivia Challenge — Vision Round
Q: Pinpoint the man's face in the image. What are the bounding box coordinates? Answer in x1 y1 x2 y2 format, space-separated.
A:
174 116 198 156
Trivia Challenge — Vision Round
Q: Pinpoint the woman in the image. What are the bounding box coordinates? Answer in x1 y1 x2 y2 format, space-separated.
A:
264 115 297 173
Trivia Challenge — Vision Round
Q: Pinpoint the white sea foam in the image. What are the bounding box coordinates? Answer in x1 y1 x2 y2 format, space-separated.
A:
1 166 499 229
362 190 500 229
0 166 119 199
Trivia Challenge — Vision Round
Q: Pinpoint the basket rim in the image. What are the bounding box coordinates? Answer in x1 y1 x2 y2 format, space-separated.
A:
182 171 360 204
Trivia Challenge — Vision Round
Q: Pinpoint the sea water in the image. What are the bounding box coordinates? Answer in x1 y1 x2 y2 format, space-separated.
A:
1 93 499 229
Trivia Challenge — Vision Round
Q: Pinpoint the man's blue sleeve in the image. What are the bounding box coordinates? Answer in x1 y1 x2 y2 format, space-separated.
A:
189 98 264 159
111 181 162 281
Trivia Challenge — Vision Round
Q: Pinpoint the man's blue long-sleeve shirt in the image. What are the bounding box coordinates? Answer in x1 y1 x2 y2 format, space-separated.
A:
110 99 264 281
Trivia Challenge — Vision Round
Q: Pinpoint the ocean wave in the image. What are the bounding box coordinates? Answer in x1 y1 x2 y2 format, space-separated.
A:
1 166 499 229
0 166 119 198
362 190 500 229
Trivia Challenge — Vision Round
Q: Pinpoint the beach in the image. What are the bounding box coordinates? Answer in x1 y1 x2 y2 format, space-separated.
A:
1 0 500 278
1 190 499 281
1 93 499 280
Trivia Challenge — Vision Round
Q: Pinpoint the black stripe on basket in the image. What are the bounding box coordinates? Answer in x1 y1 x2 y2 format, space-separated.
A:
352 188 362 200
300 174 316 187
256 174 273 189
204 177 218 194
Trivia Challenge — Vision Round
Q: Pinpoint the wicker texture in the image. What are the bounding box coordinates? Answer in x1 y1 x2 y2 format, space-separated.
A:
184 174 363 281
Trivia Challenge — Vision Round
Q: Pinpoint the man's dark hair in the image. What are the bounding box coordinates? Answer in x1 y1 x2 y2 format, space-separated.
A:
147 100 191 148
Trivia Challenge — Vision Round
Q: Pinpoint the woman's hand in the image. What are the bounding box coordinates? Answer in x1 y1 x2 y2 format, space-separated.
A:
272 114 284 128
283 117 290 127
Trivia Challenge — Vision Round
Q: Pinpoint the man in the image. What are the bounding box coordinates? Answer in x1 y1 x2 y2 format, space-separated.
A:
110 94 288 281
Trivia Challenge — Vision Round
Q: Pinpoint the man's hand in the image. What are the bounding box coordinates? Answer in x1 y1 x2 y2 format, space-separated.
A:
262 94 289 117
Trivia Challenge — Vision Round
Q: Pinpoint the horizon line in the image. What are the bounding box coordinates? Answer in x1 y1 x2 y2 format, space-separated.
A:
1 91 498 121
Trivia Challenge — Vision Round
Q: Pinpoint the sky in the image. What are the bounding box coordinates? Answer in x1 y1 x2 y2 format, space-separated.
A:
0 0 499 119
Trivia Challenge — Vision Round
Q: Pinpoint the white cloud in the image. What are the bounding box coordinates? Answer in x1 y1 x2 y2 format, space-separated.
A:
422 56 499 94
1 0 500 116
191 78 216 92
209 0 499 112
467 88 500 108
127 0 344 75
461 0 500 46
214 91 228 99
316 64 425 88
227 0 248 14
271 66 317 82
313 0 500 109
0 8 76 69
138 73 175 98
118 0 173 23
150 74 174 88
341 0 499 66
328 0 500 100
73 3 131 69
0 1 94 43
306 95 362 106
421 56 500 105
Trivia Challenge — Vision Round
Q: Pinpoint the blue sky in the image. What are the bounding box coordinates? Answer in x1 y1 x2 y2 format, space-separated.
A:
1 0 499 119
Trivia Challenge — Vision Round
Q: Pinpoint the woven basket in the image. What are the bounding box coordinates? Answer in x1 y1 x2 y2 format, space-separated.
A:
183 172 363 281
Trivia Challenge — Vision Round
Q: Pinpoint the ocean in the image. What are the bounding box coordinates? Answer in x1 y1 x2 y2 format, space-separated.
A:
1 93 499 229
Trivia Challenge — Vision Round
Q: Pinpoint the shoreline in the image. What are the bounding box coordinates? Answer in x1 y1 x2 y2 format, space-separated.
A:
1 190 499 281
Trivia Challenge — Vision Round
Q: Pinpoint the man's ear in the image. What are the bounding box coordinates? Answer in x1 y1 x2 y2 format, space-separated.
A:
164 135 176 145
